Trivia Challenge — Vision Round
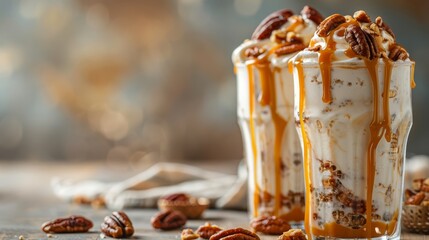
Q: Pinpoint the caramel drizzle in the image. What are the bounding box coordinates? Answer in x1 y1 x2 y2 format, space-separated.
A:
295 59 312 235
312 210 399 238
411 62 416 88
254 61 287 216
299 19 408 238
247 64 260 217
364 58 382 238
383 58 393 142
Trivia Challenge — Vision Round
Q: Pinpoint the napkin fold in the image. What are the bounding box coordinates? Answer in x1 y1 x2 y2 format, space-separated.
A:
51 162 248 210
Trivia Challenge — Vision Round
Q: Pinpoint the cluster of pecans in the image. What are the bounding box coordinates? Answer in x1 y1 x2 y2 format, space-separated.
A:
181 223 306 240
245 5 324 58
42 211 134 238
41 211 134 239
41 193 308 239
405 178 429 206
315 10 408 61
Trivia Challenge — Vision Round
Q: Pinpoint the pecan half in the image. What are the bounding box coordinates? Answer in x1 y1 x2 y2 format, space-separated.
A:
345 24 379 59
405 192 425 205
353 10 371 23
316 14 346 37
388 44 409 61
101 211 134 238
151 210 187 230
41 215 93 233
162 193 190 201
252 9 294 40
182 229 200 240
300 5 324 25
250 216 291 235
196 222 223 239
375 17 395 39
278 229 307 240
275 43 306 56
210 228 260 240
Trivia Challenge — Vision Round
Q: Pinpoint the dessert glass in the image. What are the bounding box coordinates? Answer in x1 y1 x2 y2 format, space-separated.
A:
235 60 305 222
292 12 415 239
232 5 322 225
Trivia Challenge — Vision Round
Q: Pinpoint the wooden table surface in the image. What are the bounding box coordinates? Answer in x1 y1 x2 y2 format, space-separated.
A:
0 161 427 240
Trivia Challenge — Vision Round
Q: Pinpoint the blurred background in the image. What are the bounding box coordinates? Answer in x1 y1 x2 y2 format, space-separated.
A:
0 0 428 166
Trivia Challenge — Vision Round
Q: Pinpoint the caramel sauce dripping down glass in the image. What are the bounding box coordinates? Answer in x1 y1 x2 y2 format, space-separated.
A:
293 23 414 240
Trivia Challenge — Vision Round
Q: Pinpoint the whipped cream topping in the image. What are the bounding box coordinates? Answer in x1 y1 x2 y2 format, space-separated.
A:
298 13 409 64
232 16 318 66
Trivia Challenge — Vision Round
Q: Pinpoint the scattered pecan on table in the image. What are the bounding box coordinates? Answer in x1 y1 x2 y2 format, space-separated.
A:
196 222 223 239
151 209 187 230
181 228 200 240
250 216 291 235
101 211 134 238
277 229 307 240
41 215 93 233
209 227 260 240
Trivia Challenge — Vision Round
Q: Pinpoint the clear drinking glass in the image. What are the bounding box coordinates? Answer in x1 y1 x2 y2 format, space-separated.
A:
293 59 414 239
235 60 305 224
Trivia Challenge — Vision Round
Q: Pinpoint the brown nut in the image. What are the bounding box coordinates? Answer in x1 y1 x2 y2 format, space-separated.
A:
41 215 93 233
275 43 306 56
353 10 371 23
210 228 260 240
277 229 307 240
345 24 379 59
301 5 324 25
316 14 346 37
422 200 429 206
250 216 291 235
388 44 409 61
151 210 187 230
158 193 209 219
101 211 134 238
161 193 190 201
182 229 200 240
375 16 395 39
252 9 294 40
196 222 223 239
405 192 425 205
245 46 267 58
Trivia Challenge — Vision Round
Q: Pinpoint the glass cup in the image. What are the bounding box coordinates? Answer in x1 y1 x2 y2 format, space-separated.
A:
235 59 305 224
293 59 414 239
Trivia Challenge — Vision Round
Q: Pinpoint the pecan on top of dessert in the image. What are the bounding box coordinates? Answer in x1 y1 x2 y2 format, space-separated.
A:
232 6 323 63
307 10 410 62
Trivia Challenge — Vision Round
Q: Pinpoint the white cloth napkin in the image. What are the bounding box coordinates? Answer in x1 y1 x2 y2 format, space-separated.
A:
51 162 248 210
